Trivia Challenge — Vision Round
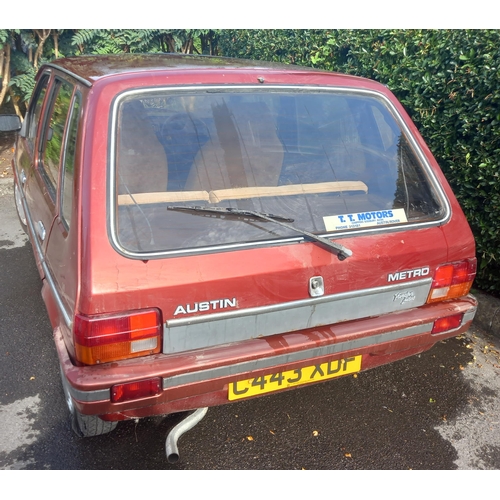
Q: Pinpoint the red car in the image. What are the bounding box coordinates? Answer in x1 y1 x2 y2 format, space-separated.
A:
1 54 477 462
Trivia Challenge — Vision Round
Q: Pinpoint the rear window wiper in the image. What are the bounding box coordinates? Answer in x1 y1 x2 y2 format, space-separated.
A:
166 205 352 261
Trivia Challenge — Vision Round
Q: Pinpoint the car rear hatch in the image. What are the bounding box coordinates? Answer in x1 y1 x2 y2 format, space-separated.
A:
106 85 474 356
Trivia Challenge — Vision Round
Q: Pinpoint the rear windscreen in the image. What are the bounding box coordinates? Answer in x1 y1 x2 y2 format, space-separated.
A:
111 89 446 255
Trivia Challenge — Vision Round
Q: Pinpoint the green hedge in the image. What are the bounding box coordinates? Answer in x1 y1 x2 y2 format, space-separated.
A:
219 29 500 294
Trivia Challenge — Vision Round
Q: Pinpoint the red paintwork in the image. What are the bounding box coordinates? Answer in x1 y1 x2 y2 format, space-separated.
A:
15 54 477 422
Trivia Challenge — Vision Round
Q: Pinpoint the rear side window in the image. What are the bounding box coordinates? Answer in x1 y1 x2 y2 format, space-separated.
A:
27 74 50 152
111 89 446 255
40 79 74 200
60 92 81 229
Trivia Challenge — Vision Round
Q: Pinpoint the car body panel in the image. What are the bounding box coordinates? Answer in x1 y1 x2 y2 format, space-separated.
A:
10 54 476 425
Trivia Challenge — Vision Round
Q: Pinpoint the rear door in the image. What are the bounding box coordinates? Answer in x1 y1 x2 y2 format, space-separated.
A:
14 71 51 276
23 76 73 253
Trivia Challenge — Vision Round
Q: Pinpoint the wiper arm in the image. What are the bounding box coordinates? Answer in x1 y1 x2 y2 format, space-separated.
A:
167 205 353 261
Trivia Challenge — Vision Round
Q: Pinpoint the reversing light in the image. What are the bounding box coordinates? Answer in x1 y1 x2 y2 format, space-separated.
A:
427 258 476 303
431 314 464 334
111 377 162 403
74 308 162 365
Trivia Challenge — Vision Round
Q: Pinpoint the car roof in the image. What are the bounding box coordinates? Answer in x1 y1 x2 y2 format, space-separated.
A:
42 53 372 88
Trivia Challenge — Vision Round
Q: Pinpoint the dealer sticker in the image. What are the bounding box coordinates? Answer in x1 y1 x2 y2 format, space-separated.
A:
323 208 408 231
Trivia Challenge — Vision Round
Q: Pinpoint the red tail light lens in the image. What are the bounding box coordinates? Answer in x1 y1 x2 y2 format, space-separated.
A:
74 308 162 365
427 258 476 303
111 377 162 403
431 314 464 334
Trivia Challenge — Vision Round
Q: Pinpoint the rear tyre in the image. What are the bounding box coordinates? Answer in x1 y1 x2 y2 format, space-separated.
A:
73 410 118 438
59 365 118 437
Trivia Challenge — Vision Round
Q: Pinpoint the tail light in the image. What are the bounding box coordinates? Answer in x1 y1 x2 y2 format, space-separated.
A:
427 258 476 303
111 377 162 403
431 313 464 334
74 308 162 365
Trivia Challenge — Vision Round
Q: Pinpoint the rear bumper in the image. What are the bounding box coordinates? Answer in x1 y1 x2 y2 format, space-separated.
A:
56 295 477 420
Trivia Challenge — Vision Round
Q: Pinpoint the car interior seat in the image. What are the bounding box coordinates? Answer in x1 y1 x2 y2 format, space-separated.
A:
185 100 284 193
116 100 169 195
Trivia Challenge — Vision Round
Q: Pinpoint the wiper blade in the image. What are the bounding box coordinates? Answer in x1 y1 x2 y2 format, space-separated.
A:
167 205 352 261
167 205 294 222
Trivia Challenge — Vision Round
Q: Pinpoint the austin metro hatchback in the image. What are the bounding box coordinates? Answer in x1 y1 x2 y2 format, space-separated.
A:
4 54 477 462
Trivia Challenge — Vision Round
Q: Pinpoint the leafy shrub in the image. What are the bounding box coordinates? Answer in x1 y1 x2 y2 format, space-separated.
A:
1 29 219 111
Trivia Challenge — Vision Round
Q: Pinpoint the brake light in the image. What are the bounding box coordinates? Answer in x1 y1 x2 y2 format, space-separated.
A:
111 377 162 403
74 308 162 365
427 258 476 303
431 314 464 334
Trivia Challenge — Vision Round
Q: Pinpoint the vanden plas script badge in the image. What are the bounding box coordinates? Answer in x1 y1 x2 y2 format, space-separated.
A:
393 290 416 305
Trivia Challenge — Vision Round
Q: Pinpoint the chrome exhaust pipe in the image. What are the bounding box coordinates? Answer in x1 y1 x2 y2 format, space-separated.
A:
165 407 208 463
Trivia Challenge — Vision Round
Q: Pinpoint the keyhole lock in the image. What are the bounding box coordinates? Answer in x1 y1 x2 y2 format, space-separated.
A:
309 276 325 297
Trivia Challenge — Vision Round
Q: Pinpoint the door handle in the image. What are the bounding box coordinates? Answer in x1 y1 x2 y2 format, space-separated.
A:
20 169 27 185
36 221 46 241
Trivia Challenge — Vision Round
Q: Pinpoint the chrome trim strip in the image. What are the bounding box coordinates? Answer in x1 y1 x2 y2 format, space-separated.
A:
463 306 477 324
17 176 73 329
164 279 432 353
64 379 110 403
167 279 432 328
107 85 451 260
163 322 434 389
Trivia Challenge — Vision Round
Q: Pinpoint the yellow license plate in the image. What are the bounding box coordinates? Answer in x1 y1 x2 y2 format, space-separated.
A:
228 355 362 401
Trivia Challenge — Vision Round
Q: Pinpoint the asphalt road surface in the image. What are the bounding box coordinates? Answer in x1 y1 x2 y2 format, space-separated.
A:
1 146 500 469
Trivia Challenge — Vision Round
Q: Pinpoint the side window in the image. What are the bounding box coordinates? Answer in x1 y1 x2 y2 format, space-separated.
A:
60 93 81 229
27 74 50 152
40 79 73 200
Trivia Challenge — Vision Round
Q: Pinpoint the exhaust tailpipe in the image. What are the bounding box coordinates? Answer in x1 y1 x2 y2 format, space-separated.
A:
165 407 208 463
